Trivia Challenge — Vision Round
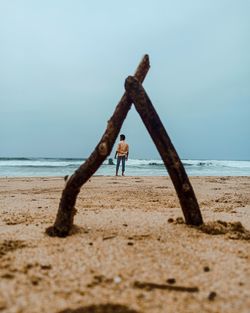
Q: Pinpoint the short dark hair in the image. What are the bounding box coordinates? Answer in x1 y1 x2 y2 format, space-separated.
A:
120 134 125 140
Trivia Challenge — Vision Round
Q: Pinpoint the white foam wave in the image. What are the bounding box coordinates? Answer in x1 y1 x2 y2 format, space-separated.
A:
1 158 250 177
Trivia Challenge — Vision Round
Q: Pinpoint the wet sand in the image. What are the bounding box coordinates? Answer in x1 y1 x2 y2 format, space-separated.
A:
0 176 250 313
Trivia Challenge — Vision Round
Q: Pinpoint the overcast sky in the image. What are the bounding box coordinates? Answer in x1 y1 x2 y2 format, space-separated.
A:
0 0 249 160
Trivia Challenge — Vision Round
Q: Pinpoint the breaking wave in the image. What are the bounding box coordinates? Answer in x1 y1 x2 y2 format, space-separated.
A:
0 157 249 177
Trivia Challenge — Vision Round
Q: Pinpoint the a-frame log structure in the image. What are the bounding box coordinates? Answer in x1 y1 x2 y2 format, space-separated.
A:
46 55 203 237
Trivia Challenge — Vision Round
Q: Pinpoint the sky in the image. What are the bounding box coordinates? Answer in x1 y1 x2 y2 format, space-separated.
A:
0 0 249 160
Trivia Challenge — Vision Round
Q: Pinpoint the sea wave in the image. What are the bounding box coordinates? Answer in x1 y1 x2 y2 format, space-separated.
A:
0 158 84 167
0 157 250 177
183 160 250 169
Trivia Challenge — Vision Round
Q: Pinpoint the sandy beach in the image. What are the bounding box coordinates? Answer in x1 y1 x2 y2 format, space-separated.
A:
0 176 250 313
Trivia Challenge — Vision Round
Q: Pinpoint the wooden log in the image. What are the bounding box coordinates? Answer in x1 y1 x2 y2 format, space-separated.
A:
46 55 150 237
133 281 199 293
125 76 203 226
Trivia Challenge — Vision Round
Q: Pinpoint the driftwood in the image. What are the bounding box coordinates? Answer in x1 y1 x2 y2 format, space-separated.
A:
125 76 203 226
46 55 150 237
133 281 199 293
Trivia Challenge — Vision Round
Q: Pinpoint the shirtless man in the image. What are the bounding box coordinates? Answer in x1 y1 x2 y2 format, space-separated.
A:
114 134 129 176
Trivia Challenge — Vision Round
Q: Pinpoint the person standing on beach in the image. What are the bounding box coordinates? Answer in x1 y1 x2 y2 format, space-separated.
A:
115 134 129 176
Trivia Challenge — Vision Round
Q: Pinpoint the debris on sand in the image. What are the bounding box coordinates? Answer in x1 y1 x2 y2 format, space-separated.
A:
168 217 185 224
0 240 26 258
58 304 140 313
166 278 176 284
133 281 199 293
197 220 250 240
208 291 217 301
102 235 117 241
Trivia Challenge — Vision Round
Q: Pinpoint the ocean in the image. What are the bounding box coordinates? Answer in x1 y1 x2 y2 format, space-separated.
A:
0 157 250 177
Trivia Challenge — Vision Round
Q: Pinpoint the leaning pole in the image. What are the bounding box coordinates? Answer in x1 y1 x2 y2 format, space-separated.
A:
46 55 150 237
125 76 203 226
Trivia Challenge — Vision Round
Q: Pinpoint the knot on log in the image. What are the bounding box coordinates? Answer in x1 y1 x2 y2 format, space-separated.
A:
107 120 115 133
98 142 108 156
182 183 191 192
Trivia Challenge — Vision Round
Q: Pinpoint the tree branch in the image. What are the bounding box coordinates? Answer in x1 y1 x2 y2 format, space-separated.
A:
46 55 150 237
125 76 203 226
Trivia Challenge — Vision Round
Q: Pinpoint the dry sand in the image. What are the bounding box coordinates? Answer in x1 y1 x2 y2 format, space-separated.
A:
0 176 250 313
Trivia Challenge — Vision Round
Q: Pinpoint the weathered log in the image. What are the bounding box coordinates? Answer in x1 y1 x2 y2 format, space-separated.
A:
46 55 150 237
125 76 203 226
133 281 199 293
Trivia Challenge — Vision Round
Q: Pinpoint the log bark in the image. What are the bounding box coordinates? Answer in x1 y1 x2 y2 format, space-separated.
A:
46 55 150 237
125 76 203 226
